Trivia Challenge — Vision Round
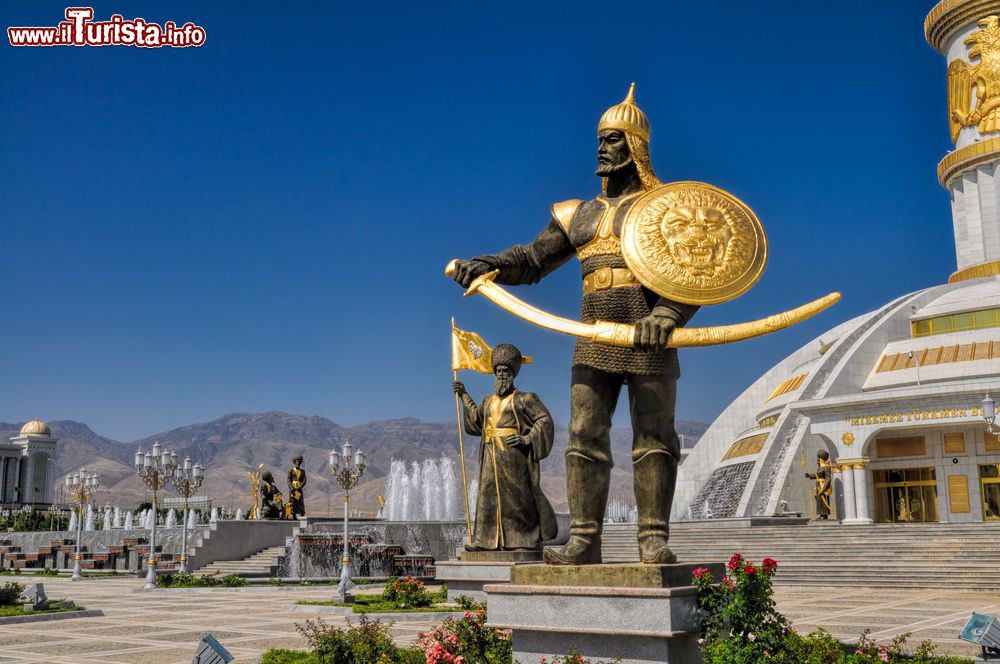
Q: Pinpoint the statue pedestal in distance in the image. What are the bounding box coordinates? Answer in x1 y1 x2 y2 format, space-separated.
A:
485 562 724 664
436 549 544 602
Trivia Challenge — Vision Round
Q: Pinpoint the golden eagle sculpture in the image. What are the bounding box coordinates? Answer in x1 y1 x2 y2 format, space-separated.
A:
949 16 1000 142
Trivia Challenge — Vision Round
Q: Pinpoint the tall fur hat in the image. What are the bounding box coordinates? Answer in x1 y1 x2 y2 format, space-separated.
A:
491 343 523 377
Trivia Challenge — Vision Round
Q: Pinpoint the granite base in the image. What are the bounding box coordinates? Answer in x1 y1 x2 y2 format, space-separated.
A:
486 562 724 664
436 559 515 602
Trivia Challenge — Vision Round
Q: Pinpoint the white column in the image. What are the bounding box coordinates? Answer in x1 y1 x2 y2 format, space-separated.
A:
14 458 24 505
853 463 873 524
840 464 857 522
21 453 34 507
42 456 56 505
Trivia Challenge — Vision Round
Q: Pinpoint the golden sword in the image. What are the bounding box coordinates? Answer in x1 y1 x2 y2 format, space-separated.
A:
445 261 840 348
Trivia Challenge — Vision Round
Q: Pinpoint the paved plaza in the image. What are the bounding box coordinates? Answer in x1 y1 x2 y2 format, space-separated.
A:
0 578 990 662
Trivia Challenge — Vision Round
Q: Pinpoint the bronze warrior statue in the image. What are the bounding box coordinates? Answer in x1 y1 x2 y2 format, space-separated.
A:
450 86 695 565
259 471 284 519
287 455 307 518
453 344 558 551
804 450 833 520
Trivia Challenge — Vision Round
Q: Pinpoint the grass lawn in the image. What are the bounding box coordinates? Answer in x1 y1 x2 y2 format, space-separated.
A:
295 594 454 614
0 605 82 617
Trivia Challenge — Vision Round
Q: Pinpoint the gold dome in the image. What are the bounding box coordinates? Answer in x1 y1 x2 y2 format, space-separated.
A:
19 419 50 436
598 82 651 141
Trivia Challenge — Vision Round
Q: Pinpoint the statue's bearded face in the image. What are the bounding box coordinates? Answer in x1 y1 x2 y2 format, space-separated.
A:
494 365 515 396
596 129 633 176
660 205 734 276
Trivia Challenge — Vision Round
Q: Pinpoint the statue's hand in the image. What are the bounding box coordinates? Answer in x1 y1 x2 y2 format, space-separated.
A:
635 314 677 351
451 259 493 289
505 434 529 450
453 381 467 396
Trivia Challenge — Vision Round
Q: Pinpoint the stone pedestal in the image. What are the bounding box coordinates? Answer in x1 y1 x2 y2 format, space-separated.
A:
436 550 542 602
485 562 723 664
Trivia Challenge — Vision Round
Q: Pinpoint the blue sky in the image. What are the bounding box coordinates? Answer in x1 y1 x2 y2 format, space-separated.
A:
1 1 954 441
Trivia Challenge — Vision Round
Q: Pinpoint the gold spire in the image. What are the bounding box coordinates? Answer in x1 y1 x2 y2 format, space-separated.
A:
598 82 651 141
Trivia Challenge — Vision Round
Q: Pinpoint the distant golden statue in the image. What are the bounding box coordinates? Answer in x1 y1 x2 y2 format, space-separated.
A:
949 16 1000 141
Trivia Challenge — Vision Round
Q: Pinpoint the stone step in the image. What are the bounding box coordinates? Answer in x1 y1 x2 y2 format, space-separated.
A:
598 522 1000 589
195 544 286 577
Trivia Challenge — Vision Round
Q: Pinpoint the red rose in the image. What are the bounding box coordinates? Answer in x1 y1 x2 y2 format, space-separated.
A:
744 564 756 576
692 566 709 580
762 557 778 574
727 553 744 570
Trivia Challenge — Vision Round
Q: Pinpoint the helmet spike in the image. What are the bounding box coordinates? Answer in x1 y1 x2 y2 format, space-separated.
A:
625 82 636 104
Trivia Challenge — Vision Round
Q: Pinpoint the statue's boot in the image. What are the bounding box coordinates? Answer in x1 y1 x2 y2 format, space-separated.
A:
543 453 609 565
635 450 678 564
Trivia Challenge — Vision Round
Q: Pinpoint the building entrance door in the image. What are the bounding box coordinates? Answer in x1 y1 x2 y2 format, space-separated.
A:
873 467 939 523
979 464 1000 520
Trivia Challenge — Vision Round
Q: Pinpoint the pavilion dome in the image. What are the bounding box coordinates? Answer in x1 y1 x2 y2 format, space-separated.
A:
19 419 51 436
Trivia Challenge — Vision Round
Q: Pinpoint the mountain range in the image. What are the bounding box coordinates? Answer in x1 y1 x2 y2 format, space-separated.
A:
0 413 708 514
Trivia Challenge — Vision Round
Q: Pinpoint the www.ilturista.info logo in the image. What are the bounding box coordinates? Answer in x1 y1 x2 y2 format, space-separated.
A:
8 7 206 48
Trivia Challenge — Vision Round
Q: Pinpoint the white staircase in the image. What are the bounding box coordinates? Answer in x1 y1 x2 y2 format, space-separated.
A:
197 545 287 577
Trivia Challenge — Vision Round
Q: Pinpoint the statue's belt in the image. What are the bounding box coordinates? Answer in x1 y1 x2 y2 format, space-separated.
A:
483 426 519 446
582 267 639 293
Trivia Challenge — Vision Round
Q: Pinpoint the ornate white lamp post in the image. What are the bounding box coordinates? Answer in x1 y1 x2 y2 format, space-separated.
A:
66 469 100 581
135 438 178 590
984 394 996 433
171 456 204 574
328 436 366 602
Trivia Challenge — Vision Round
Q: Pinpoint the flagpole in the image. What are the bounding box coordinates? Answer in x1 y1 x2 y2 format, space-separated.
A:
452 319 473 543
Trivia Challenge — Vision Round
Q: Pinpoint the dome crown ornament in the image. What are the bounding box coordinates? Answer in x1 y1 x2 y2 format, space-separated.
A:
19 419 50 436
598 82 651 141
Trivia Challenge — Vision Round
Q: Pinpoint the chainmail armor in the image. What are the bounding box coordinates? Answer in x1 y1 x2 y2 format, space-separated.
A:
574 255 679 376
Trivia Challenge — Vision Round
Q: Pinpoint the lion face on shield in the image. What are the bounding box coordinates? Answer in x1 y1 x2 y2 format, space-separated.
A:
660 203 734 277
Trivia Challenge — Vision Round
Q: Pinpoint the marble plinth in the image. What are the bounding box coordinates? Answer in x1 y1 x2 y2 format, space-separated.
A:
435 559 514 602
486 562 724 664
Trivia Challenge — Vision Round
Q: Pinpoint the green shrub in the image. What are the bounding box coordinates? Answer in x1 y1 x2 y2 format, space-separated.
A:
259 648 320 664
381 576 432 609
0 581 24 606
219 574 248 587
296 616 421 664
268 577 284 586
34 568 58 577
454 594 486 611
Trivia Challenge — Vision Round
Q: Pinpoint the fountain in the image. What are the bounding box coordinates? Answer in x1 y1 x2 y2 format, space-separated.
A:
102 507 112 531
67 510 77 533
234 508 244 520
210 506 218 522
605 491 637 524
165 509 177 528
113 506 122 529
384 457 462 521
186 508 195 529
468 479 478 523
84 504 95 531
123 511 133 530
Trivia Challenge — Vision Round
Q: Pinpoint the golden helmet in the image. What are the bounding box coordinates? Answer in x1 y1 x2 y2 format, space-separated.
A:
597 82 650 141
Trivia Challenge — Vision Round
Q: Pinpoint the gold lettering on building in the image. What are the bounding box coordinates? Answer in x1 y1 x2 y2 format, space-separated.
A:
846 407 983 426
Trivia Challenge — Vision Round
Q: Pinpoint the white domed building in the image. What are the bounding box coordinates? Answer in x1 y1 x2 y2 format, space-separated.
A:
0 420 58 508
676 0 1000 526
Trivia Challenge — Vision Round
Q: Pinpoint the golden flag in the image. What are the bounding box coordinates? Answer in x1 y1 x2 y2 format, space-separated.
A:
451 319 532 373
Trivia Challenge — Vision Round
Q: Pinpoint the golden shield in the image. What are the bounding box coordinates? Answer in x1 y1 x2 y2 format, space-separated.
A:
621 181 767 305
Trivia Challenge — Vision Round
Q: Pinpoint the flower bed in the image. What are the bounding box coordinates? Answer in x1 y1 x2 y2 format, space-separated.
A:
693 553 973 663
